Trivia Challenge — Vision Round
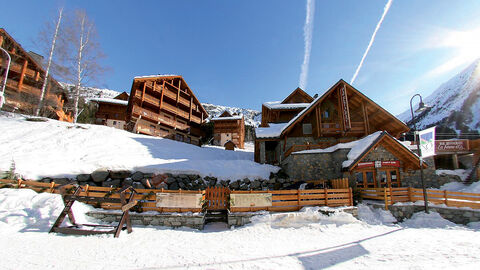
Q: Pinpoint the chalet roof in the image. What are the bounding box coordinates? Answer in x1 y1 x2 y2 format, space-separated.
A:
263 101 310 110
293 131 424 170
255 123 288 138
0 28 63 93
114 92 129 101
211 115 243 121
90 98 128 106
281 87 314 104
280 79 409 137
132 74 208 116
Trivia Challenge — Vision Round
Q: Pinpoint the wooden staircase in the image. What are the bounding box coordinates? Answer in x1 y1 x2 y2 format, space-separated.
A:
204 210 228 224
464 152 480 184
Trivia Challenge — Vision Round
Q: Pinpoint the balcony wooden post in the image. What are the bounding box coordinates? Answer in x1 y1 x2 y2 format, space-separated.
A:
362 102 370 135
189 96 193 122
17 59 28 89
141 82 146 105
0 35 3 46
159 81 165 111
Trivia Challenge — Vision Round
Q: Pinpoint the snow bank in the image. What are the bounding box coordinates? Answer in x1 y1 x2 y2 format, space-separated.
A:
436 169 469 181
89 98 128 106
401 211 458 228
255 123 288 138
0 188 94 232
263 101 310 110
357 204 397 225
0 115 279 180
439 181 480 193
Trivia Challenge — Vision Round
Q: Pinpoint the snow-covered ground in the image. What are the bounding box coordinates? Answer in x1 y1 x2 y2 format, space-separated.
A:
439 181 480 193
0 113 278 180
0 188 479 270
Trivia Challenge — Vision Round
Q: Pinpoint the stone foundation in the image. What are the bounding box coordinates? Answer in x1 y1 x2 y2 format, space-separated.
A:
86 211 205 230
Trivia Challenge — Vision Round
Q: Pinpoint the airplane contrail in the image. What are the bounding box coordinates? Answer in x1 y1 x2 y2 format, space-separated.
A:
350 0 393 85
299 0 315 90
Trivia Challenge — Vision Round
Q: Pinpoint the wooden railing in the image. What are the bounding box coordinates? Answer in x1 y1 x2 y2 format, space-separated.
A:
132 106 189 130
230 188 353 212
321 122 365 134
359 187 480 210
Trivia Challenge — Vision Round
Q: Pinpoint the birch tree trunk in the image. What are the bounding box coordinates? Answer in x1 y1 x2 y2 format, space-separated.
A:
35 8 63 116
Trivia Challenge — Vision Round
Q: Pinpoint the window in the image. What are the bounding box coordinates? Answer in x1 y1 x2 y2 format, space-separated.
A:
113 121 117 125
323 111 329 118
302 123 312 135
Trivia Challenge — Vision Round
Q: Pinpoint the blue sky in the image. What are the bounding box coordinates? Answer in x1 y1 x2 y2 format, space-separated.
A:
2 0 480 115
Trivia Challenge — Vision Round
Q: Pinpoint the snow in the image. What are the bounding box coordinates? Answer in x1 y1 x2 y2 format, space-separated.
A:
211 115 243 121
263 101 310 110
255 123 288 138
134 74 178 79
436 169 470 181
89 98 128 106
0 114 279 180
401 211 458 228
357 204 397 225
294 131 383 168
439 181 480 193
59 82 120 101
1 192 480 269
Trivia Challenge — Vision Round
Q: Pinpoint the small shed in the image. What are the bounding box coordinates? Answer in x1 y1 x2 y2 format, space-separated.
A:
224 140 236 151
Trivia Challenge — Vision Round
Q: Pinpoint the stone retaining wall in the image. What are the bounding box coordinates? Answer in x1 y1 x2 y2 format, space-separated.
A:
87 211 205 230
369 203 480 225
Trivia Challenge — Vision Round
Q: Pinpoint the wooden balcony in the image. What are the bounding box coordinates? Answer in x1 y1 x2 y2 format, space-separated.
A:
137 123 170 137
321 122 365 134
132 105 191 131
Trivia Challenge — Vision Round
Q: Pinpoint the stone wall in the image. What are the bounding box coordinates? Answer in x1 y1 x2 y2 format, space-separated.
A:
401 157 463 188
87 211 205 230
29 169 296 191
282 149 349 181
369 204 480 225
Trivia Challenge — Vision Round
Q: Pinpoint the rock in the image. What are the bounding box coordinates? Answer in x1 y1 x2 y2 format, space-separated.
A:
131 171 144 181
102 179 121 187
178 182 186 189
141 178 152 188
167 176 176 184
208 179 217 187
169 182 179 190
91 170 110 183
52 178 71 185
229 181 240 190
123 178 133 187
110 170 131 179
40 177 53 183
242 178 251 184
188 174 199 180
143 172 155 179
278 178 286 183
76 174 91 182
267 178 276 184
251 180 261 189
132 182 146 189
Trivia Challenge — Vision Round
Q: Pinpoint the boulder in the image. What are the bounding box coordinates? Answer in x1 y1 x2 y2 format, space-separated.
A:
250 180 261 189
102 179 121 187
76 174 91 182
110 170 131 179
131 171 144 181
169 182 179 190
132 182 146 189
91 170 109 183
51 178 71 185
122 178 133 187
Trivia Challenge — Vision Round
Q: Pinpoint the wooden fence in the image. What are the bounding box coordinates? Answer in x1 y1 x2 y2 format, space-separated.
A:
0 179 354 213
358 187 480 210
230 188 353 212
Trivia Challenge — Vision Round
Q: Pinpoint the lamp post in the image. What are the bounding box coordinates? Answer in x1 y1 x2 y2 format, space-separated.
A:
0 46 11 109
410 94 429 213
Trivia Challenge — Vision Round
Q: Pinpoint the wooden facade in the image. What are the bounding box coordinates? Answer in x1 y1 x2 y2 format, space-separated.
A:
126 75 208 146
211 111 245 149
91 92 129 130
255 80 421 186
0 28 72 122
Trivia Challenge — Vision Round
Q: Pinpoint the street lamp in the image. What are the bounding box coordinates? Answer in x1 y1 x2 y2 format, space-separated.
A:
0 46 11 109
410 94 430 213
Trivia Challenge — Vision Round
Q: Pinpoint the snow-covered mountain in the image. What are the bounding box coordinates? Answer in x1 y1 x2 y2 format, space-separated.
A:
397 59 480 131
59 82 121 101
202 103 261 127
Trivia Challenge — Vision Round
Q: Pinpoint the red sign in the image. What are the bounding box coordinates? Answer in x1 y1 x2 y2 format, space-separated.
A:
435 140 469 153
356 161 400 169
339 85 351 131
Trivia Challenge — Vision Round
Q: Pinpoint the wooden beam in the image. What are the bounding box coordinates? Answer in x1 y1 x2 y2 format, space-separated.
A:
337 87 344 132
189 97 193 122
141 82 146 105
17 59 28 89
159 81 165 111
362 102 370 135
315 106 321 137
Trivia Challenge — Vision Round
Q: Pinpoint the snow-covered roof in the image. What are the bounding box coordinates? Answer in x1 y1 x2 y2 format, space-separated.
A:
211 116 243 121
255 123 289 138
134 74 179 79
293 131 384 168
90 98 128 106
263 101 310 110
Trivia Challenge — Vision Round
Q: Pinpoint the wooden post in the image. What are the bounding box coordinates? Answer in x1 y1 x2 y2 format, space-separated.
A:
389 186 393 204
297 189 301 210
18 59 28 89
159 81 165 111
17 179 23 189
384 188 388 210
324 187 328 206
141 82 146 105
362 102 370 135
444 190 449 206
349 187 353 206
408 187 412 202
189 97 193 122
49 182 55 193
315 106 320 137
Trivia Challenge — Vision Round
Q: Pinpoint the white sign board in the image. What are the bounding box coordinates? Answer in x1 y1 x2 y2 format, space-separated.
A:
230 193 272 207
418 126 436 158
156 193 203 208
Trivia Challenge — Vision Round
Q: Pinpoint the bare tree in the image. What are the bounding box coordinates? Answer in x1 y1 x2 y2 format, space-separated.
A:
34 8 63 116
57 9 106 123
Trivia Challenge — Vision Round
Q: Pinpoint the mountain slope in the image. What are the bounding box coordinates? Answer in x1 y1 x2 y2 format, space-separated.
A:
397 59 480 131
59 82 120 101
201 103 261 127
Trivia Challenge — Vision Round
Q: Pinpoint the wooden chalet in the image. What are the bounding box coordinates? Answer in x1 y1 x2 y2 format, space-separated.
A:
0 28 72 122
91 92 129 130
255 79 426 188
126 75 208 145
211 111 245 149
